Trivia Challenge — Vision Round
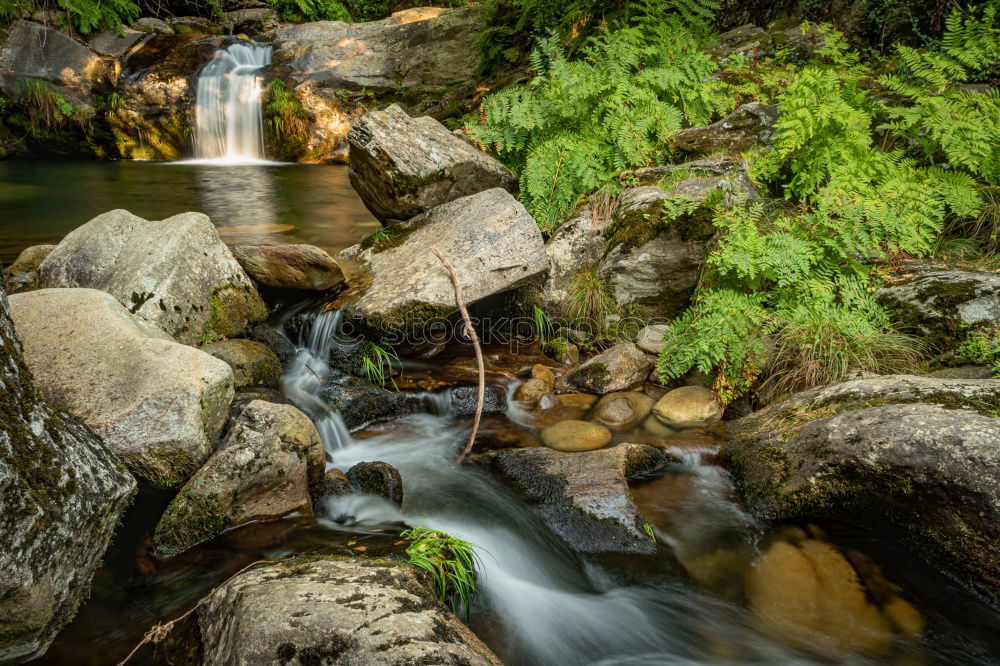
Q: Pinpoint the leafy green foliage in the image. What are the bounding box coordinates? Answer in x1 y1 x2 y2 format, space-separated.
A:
267 0 351 22
655 16 995 402
1 0 139 33
15 79 79 135
466 0 726 228
400 526 482 617
956 324 1000 376
264 80 306 134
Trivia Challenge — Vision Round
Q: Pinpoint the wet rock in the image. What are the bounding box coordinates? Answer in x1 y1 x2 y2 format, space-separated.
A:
725 403 1000 602
2 244 55 294
539 209 609 312
636 324 667 354
587 392 654 430
673 102 778 157
317 468 352 499
546 337 580 365
926 365 995 379
653 386 723 429
153 400 323 557
8 288 234 487
448 385 507 417
531 363 556 392
169 556 501 665
489 443 665 554
514 378 548 407
0 21 102 114
227 387 290 423
876 263 1000 352
247 323 298 366
344 189 546 332
348 104 515 223
643 415 676 438
558 393 600 410
566 343 653 394
346 461 404 507
540 420 612 452
203 338 283 388
168 16 222 34
134 17 173 34
0 286 136 663
320 373 413 430
230 243 345 291
748 538 895 656
38 209 267 344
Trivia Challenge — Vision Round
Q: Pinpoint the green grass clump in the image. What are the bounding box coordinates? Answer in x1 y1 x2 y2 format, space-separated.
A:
400 526 483 616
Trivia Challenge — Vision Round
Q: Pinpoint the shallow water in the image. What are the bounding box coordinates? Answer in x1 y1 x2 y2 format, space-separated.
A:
37 311 1000 666
0 161 377 262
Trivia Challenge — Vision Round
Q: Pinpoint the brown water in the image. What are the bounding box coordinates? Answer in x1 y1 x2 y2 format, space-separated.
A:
0 161 378 263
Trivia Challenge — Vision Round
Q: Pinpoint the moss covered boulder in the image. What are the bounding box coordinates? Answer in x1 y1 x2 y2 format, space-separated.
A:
876 262 1000 356
566 343 653 394
672 102 779 157
8 288 235 487
348 104 515 224
165 556 501 665
154 400 324 557
724 390 1000 603
0 286 136 663
38 209 267 344
202 338 282 388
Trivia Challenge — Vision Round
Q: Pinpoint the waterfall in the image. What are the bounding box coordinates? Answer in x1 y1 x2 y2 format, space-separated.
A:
192 42 273 164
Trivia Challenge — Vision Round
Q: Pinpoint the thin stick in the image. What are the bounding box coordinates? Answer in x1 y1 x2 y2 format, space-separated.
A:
116 558 282 666
431 246 484 465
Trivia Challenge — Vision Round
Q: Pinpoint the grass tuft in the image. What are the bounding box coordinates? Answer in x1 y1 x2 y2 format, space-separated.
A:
400 526 483 617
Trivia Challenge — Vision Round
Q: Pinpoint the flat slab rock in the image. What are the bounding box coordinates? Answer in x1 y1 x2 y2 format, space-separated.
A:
0 287 136 662
725 402 1000 602
170 556 501 665
345 188 546 330
488 443 665 555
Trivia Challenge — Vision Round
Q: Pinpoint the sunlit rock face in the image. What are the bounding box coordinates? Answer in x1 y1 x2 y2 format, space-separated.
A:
0 286 136 663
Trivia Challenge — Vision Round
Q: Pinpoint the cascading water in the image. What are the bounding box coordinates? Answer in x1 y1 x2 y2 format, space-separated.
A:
192 42 273 164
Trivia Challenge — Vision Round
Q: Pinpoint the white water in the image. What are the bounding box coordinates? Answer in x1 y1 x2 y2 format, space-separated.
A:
274 312 813 665
190 42 274 165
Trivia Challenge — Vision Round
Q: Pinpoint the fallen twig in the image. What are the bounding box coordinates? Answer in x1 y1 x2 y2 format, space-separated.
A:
431 245 484 465
116 558 282 666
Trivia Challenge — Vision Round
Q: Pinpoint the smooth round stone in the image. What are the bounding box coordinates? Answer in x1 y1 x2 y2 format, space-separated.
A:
643 414 677 438
653 385 723 429
540 420 613 452
636 324 668 354
514 378 548 406
587 392 654 430
558 393 599 409
531 363 556 392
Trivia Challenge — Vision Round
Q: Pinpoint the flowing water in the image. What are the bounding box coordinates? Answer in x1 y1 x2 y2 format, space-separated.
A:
190 42 274 164
36 307 1000 664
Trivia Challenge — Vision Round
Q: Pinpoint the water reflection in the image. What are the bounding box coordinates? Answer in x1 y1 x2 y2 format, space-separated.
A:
0 161 378 262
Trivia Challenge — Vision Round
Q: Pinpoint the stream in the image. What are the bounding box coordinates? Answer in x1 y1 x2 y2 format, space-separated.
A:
35 307 1000 665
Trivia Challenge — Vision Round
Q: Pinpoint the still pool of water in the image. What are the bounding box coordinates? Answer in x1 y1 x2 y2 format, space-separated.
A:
0 161 378 262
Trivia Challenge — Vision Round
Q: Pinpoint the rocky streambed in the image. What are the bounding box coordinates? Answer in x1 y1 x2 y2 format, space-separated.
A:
3 74 1000 666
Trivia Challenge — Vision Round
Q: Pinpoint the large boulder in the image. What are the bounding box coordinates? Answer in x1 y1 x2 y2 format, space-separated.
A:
672 102 779 157
230 243 345 291
725 402 1000 602
113 34 224 159
489 443 665 555
348 104 515 223
264 6 486 163
877 263 1000 353
342 189 546 331
8 288 235 487
1 244 55 294
0 287 136 663
539 208 609 313
346 461 404 507
166 556 501 665
86 27 146 58
566 343 653 394
153 400 324 557
0 21 102 113
38 209 267 345
202 338 283 388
